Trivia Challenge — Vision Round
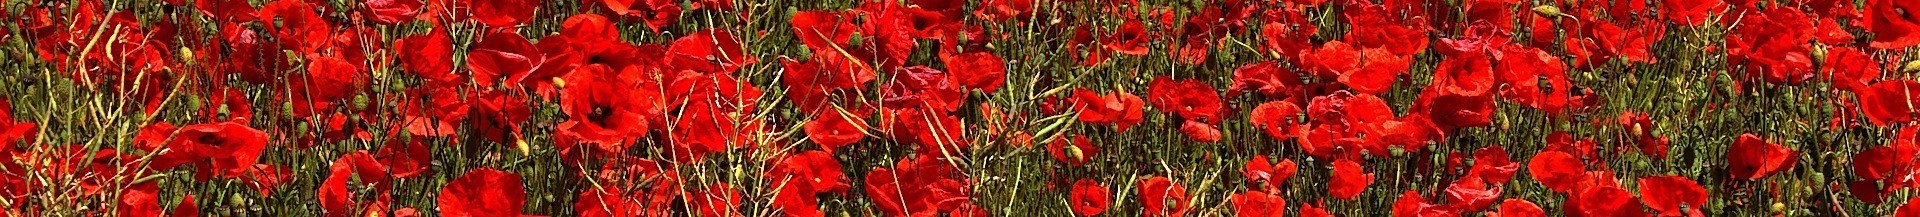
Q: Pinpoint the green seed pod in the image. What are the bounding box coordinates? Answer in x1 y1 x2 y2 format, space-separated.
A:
352 94 369 110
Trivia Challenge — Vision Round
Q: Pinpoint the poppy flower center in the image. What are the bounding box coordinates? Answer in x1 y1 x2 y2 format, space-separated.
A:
195 133 226 145
588 55 609 65
588 105 614 124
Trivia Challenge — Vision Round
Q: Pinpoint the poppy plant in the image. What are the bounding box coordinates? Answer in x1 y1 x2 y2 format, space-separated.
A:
16 0 1920 215
1068 179 1110 216
1727 134 1798 180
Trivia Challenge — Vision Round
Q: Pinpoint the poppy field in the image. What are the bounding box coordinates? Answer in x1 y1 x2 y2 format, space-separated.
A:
8 0 1920 216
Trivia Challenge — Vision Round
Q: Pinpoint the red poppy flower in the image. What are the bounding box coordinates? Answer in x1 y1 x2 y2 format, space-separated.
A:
464 90 532 144
1301 41 1360 79
376 138 432 179
1638 175 1708 217
1243 155 1298 188
1565 186 1645 217
472 0 537 26
1048 135 1099 166
882 108 968 156
320 151 391 217
944 52 1008 92
1617 111 1671 159
467 30 540 86
1445 176 1501 212
1147 77 1224 123
1663 0 1725 26
1585 20 1663 64
1853 135 1920 199
1526 151 1586 193
601 0 681 31
1249 101 1304 140
288 55 368 117
1069 179 1110 216
242 164 293 197
782 56 876 93
1727 133 1798 180
1392 190 1454 217
864 156 983 216
1344 49 1410 94
1823 47 1881 93
1862 80 1920 126
792 11 859 52
1495 47 1575 115
116 182 161 217
1814 18 1856 45
139 121 269 180
1103 19 1153 56
1469 146 1519 184
1139 176 1190 216
1342 4 1428 56
881 66 968 112
1329 159 1374 200
1901 197 1920 217
1867 0 1920 49
438 168 526 217
1727 8 1817 85
395 28 456 84
1300 201 1335 217
362 0 423 24
1259 9 1317 59
1497 199 1545 217
1179 120 1224 142
669 29 756 74
805 110 868 152
767 151 849 197
1071 89 1146 131
1544 132 1599 159
558 14 620 45
1417 54 1496 130
1230 61 1305 99
664 72 766 162
1231 190 1287 217
973 0 1032 22
558 66 663 149
576 187 641 217
259 0 332 53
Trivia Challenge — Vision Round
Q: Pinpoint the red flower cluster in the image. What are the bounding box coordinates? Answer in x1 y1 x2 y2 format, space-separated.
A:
5 0 1920 215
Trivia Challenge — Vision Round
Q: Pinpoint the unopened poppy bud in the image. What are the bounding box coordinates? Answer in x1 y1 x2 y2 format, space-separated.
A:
1532 5 1565 18
731 166 747 180
352 94 370 110
178 47 195 63
229 192 248 206
1066 144 1085 161
515 139 531 155
1770 202 1785 213
552 77 567 89
185 95 204 111
1811 46 1828 61
1904 59 1920 72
